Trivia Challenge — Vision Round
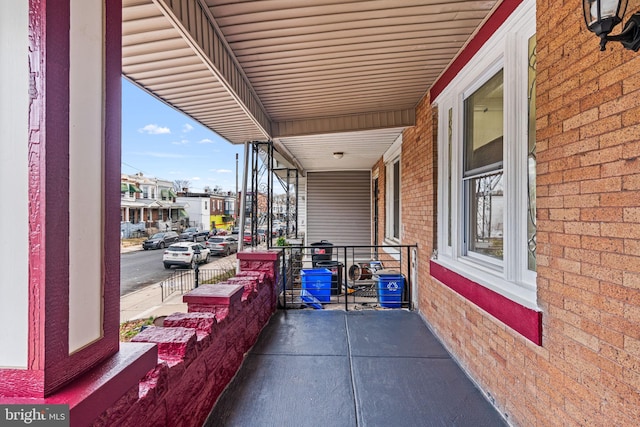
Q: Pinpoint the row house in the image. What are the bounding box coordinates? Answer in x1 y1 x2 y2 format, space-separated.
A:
176 189 237 231
120 173 188 236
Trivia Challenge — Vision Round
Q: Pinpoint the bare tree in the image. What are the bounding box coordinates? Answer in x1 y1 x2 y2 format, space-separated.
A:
173 179 191 193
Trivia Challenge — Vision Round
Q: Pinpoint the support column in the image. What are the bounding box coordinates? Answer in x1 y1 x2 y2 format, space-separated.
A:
0 3 156 419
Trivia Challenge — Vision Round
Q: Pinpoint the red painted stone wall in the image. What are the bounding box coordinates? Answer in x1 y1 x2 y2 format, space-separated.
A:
92 251 280 426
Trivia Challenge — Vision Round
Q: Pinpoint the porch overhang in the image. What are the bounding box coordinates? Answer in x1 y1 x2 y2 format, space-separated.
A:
122 0 500 172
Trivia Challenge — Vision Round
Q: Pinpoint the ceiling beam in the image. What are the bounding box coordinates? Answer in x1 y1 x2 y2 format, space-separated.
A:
272 109 415 138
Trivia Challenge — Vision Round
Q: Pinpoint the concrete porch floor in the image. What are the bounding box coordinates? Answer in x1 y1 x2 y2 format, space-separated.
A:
204 310 507 426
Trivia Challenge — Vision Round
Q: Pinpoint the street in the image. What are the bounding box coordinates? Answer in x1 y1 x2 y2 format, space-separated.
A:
120 248 174 296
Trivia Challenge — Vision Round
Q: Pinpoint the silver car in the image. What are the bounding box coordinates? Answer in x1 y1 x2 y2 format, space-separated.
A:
205 236 238 256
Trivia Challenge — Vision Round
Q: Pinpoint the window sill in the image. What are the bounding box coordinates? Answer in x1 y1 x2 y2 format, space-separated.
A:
382 240 401 261
429 260 542 345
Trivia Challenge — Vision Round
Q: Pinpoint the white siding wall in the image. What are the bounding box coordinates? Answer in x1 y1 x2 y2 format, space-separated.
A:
306 171 371 247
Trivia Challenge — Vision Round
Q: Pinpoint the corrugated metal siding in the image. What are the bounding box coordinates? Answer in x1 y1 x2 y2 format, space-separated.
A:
307 171 371 247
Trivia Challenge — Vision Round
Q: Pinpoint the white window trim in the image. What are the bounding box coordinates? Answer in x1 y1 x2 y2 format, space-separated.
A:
433 0 537 309
382 135 402 258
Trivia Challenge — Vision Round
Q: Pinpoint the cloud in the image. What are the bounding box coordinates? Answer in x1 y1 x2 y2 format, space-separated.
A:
182 124 194 132
138 124 171 134
197 138 214 144
210 168 232 173
191 177 201 181
171 139 189 145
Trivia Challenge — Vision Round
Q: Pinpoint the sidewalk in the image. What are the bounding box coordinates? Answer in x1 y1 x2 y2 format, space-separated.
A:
120 245 238 323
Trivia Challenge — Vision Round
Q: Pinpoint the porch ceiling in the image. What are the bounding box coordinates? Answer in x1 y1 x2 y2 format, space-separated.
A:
122 0 499 173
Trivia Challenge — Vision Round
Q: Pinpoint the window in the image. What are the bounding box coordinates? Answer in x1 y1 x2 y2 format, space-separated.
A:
384 135 402 243
434 1 536 307
464 70 504 261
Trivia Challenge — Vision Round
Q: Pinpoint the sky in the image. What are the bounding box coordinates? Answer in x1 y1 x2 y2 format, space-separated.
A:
121 78 244 193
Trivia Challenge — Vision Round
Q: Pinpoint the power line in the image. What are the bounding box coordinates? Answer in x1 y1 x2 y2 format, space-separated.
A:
121 162 146 174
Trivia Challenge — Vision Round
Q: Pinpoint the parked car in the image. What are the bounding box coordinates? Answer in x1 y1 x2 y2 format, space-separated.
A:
257 229 267 242
162 242 211 269
243 233 257 245
205 236 238 256
142 231 179 250
178 227 209 242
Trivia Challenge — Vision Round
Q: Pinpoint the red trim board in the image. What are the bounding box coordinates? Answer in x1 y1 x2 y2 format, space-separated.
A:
430 0 524 100
430 261 542 345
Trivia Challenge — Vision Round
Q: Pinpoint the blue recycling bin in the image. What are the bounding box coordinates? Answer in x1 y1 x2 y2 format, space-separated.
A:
376 270 405 308
301 268 332 303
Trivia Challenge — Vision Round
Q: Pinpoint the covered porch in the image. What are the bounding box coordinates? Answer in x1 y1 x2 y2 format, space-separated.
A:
3 1 640 426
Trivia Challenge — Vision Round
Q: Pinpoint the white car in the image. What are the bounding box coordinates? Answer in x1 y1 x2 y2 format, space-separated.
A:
162 242 211 269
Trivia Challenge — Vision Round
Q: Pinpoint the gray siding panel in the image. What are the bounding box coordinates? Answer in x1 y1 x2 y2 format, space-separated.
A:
307 171 371 246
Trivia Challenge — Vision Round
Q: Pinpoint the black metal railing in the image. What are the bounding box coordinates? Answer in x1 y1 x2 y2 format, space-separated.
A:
160 268 236 301
277 244 418 310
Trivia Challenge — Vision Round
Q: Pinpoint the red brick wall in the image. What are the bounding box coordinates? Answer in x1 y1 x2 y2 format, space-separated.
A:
398 1 640 425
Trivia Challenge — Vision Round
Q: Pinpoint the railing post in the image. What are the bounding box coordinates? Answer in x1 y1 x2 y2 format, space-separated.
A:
344 246 348 312
281 248 287 309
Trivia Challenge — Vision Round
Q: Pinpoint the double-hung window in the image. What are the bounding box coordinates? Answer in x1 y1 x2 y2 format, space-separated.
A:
434 1 536 308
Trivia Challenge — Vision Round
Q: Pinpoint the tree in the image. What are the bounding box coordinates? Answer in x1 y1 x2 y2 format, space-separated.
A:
173 179 191 193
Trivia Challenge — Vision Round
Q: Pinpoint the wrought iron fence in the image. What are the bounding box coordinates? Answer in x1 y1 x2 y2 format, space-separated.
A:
160 268 236 301
277 244 418 311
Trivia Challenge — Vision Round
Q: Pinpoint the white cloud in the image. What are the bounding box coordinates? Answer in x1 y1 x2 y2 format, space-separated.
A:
138 124 171 134
191 177 201 181
171 139 189 145
182 124 194 133
197 138 214 144
210 168 232 173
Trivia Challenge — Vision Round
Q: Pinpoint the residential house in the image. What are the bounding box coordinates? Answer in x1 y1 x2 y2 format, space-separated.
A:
121 173 188 236
3 1 640 426
176 188 232 231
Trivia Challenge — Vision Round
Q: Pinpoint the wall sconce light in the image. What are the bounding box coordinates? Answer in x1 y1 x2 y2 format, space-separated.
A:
583 0 640 51
333 152 344 159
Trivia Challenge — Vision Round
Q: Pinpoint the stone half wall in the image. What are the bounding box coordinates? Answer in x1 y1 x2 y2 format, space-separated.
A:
93 251 280 427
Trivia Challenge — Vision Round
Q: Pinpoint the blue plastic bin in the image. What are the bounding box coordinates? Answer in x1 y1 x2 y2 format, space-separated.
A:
376 270 405 308
301 268 332 303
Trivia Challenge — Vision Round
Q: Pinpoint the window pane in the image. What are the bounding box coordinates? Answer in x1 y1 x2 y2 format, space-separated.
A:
527 35 537 272
468 173 504 260
464 70 504 177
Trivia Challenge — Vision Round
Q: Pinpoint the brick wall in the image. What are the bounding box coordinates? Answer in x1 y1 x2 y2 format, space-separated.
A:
396 1 640 425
